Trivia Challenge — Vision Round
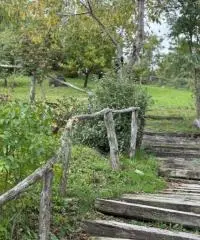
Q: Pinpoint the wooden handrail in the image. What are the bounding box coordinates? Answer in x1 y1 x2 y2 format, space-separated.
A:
0 106 139 240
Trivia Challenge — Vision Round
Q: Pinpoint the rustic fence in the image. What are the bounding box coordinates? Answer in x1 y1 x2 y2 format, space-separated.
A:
0 106 139 240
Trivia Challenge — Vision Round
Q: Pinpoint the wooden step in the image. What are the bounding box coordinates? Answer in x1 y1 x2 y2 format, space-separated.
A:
168 178 200 185
143 142 200 150
84 220 200 240
145 147 200 158
95 199 200 228
157 157 200 170
133 193 200 201
159 167 200 180
121 194 200 214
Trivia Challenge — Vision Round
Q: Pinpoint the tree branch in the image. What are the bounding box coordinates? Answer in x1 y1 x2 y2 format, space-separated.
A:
79 0 118 47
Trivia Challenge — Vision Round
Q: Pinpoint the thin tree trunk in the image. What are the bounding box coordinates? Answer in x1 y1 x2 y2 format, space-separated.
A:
30 74 36 103
84 72 89 88
129 0 145 68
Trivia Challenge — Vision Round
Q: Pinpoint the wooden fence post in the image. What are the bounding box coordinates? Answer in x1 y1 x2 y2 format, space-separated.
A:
104 111 120 170
39 170 53 240
130 110 138 158
60 119 73 196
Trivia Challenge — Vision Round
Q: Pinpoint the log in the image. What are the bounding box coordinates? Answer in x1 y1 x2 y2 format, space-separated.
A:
104 111 120 170
122 194 200 214
0 156 57 205
39 170 53 240
129 111 138 158
95 199 200 228
84 220 200 240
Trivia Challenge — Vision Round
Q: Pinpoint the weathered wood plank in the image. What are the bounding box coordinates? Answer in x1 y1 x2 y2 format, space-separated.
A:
159 168 200 180
129 111 138 158
39 170 53 240
95 199 200 228
145 147 200 158
121 194 200 214
104 111 120 170
84 220 200 240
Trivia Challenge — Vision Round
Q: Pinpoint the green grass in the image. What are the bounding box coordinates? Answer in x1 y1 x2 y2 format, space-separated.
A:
0 146 165 240
0 75 95 102
1 76 198 133
145 85 198 133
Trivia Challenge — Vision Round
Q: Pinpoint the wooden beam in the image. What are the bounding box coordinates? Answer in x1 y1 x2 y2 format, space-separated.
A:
59 118 73 196
95 199 200 228
104 111 120 170
129 111 138 158
122 194 200 214
159 168 200 180
84 220 200 240
39 170 53 240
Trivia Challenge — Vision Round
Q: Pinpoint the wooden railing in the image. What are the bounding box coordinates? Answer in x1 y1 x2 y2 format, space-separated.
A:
0 106 139 240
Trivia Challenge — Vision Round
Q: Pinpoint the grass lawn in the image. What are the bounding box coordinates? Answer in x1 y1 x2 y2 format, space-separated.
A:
0 76 198 133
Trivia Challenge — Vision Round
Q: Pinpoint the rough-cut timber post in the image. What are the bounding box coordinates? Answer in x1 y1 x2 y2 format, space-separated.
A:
130 110 138 158
39 170 53 240
59 118 74 196
104 111 120 170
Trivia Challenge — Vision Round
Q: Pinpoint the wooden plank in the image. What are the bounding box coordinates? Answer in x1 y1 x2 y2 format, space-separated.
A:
147 193 200 201
104 111 120 170
121 194 200 214
168 178 200 185
158 158 200 171
84 220 200 240
159 168 200 180
145 148 200 158
95 199 200 228
129 111 138 158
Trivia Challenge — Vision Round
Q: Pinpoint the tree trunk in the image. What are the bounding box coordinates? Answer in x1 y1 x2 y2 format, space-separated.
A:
30 74 36 103
129 0 145 69
84 72 89 88
194 67 200 119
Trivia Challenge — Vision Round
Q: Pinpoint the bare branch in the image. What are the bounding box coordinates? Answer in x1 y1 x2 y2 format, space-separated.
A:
59 11 89 17
79 0 118 47
0 64 22 69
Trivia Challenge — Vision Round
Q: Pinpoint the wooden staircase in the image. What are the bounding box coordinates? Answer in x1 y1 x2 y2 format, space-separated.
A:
84 132 200 240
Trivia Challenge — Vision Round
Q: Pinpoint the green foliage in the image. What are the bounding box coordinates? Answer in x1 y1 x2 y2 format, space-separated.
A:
62 15 115 83
75 74 150 152
51 97 83 129
0 102 57 189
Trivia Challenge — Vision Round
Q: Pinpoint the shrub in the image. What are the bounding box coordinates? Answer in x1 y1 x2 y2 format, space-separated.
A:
75 73 150 153
0 101 58 189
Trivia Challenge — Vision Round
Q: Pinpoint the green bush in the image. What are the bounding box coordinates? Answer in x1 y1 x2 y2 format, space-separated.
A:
75 74 150 152
0 101 58 190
